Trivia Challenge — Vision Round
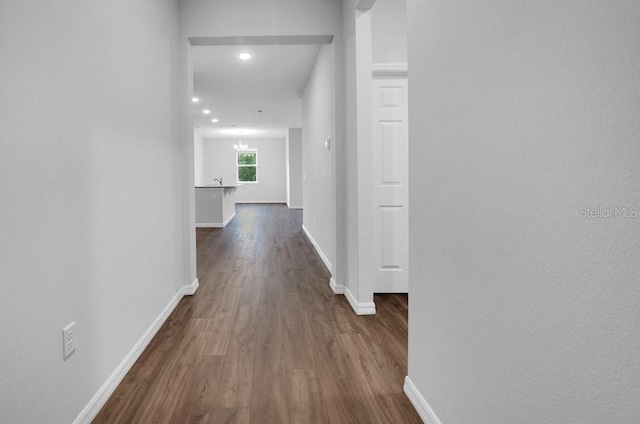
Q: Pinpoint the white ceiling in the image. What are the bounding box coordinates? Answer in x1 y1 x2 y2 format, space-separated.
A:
192 44 321 139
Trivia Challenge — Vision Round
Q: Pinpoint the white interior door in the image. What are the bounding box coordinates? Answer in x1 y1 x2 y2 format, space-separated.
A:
372 77 409 293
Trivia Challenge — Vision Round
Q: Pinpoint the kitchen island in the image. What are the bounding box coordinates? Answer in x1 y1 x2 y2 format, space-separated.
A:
195 185 238 227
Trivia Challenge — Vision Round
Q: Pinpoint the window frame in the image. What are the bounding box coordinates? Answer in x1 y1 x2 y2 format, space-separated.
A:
236 149 258 183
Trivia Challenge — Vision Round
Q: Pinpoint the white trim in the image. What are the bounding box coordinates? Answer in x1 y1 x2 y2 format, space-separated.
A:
184 278 200 295
235 200 287 204
403 376 443 424
329 277 344 294
223 212 236 227
344 287 376 315
195 212 235 228
354 10 377 320
302 224 333 274
73 279 199 424
287 204 303 210
372 62 408 78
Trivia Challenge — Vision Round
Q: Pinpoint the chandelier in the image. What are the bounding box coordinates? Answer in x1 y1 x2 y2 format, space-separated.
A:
233 141 249 151
233 129 249 151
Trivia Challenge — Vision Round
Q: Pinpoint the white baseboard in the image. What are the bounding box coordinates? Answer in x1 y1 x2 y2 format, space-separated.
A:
329 277 344 294
301 224 333 274
344 287 376 315
403 376 442 424
287 204 303 209
73 278 200 424
222 212 236 227
184 277 199 295
196 212 235 228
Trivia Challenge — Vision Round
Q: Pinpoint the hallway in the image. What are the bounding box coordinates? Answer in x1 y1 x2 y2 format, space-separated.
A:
94 204 421 423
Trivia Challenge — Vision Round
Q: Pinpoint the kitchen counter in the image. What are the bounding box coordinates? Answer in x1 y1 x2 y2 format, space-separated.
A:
195 186 238 227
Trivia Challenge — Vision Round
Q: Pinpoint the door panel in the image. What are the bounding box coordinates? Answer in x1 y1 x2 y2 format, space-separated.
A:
381 122 403 183
381 206 403 268
372 78 408 293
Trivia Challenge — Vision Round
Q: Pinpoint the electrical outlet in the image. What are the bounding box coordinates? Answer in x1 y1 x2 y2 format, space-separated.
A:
63 322 76 359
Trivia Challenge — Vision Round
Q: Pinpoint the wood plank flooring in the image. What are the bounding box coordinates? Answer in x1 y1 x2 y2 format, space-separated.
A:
94 204 421 424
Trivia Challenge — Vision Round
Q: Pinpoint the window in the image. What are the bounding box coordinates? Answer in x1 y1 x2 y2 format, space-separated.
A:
237 150 257 183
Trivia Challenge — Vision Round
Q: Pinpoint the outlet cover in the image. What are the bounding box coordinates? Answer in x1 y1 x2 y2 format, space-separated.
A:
63 322 76 359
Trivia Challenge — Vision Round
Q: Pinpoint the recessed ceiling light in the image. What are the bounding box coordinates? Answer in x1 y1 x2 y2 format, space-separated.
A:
211 118 219 123
237 52 252 61
202 109 210 115
192 97 200 103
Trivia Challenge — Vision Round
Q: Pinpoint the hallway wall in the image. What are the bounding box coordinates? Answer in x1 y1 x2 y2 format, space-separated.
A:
371 0 407 64
340 0 362 300
302 44 336 271
286 128 303 209
407 1 640 423
194 132 205 186
0 0 188 423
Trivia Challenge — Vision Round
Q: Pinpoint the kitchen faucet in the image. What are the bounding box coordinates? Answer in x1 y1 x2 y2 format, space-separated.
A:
213 177 223 186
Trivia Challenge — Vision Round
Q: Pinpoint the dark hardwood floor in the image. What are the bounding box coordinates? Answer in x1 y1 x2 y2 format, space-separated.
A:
94 204 421 423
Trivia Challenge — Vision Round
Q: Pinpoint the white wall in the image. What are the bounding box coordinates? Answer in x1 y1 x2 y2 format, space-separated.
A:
302 44 336 271
286 128 303 209
202 138 287 203
0 1 190 423
336 1 379 311
371 0 407 64
180 0 340 38
194 132 205 186
340 0 361 299
407 1 640 423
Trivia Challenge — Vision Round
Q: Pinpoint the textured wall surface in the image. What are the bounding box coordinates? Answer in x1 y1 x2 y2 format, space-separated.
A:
286 128 304 209
194 133 205 186
0 0 187 422
180 0 340 38
371 0 407 64
407 0 640 422
303 44 336 269
341 0 361 297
